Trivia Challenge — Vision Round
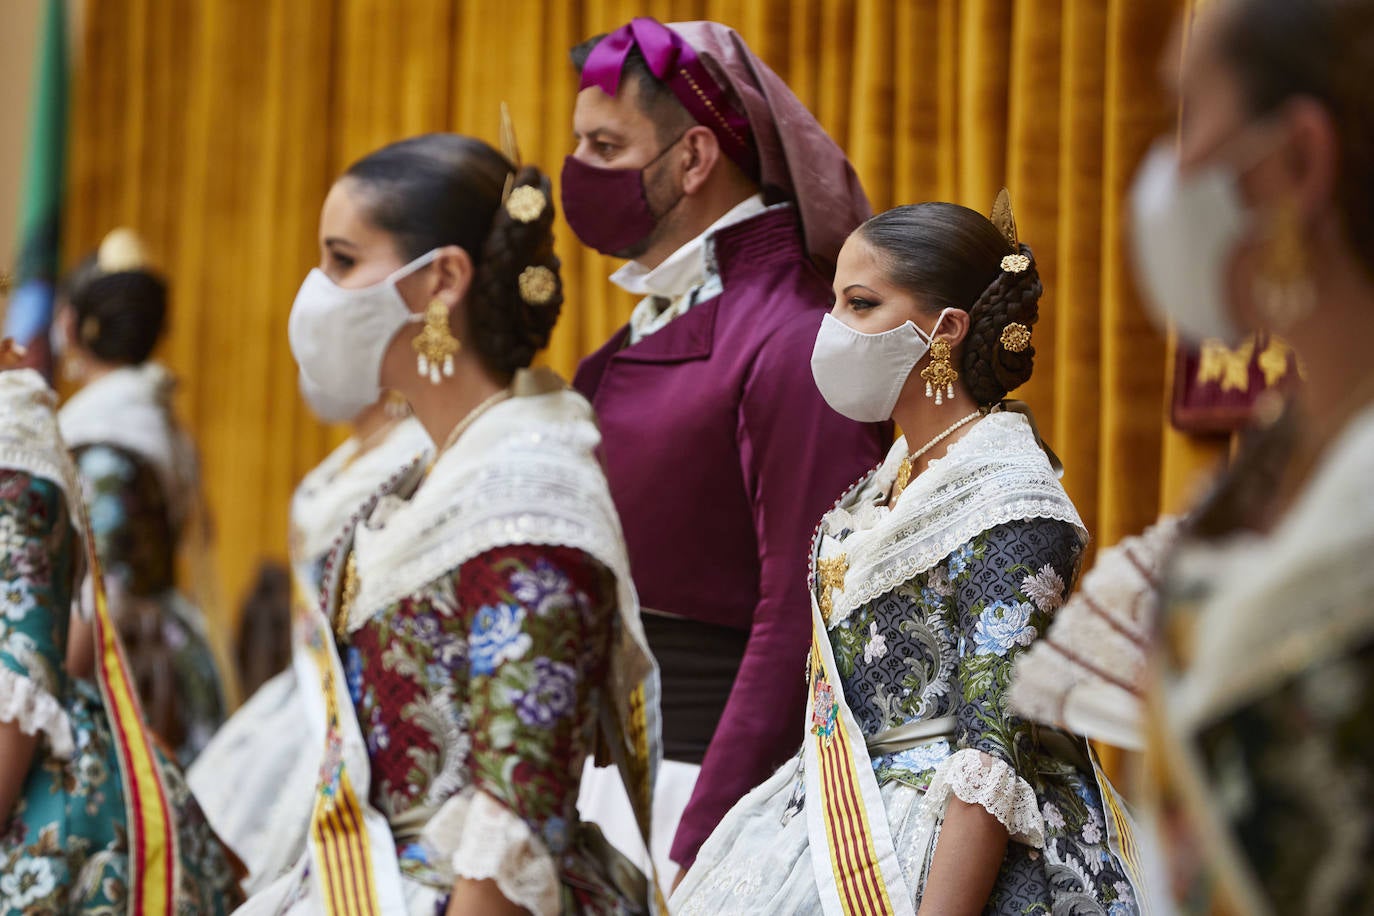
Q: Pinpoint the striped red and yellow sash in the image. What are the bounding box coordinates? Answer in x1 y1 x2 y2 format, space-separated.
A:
83 525 179 914
809 636 901 916
304 613 383 916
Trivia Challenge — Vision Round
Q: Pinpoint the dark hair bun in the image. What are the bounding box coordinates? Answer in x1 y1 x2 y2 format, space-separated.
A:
961 243 1041 405
468 166 563 376
70 269 168 366
345 135 564 379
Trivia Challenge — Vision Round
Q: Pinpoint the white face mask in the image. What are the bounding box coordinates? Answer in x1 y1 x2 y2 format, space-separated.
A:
297 369 364 424
1129 141 1250 345
288 250 438 420
810 310 948 423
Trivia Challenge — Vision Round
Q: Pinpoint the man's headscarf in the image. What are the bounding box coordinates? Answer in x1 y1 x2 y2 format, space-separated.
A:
580 17 871 270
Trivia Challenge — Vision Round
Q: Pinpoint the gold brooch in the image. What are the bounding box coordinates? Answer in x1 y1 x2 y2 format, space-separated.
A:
518 265 558 305
506 186 546 224
1001 253 1030 274
1000 322 1032 352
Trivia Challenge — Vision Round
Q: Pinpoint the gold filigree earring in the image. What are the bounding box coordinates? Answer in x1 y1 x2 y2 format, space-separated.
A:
921 339 958 405
1253 195 1315 330
413 298 459 384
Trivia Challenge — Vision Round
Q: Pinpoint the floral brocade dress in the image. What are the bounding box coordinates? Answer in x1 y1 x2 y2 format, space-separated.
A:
0 470 241 914
335 542 642 913
73 443 226 765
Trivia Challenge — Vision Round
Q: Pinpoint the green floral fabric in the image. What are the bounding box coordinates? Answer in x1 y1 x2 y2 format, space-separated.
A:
0 469 241 914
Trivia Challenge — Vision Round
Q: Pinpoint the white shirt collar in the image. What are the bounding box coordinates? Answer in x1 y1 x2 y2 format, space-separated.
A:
609 193 767 299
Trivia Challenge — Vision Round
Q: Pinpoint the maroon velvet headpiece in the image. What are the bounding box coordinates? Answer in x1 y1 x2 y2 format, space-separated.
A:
580 17 759 179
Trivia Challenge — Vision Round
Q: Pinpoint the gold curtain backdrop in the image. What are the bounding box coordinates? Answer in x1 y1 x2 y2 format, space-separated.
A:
64 0 1221 627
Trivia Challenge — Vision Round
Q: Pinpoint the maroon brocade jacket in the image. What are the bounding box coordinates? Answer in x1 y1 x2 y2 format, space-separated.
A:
574 206 890 866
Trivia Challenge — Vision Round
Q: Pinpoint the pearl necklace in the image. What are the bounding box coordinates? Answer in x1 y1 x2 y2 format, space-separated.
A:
892 409 984 500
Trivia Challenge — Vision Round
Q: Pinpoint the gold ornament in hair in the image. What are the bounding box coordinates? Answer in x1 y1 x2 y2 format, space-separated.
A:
97 227 151 273
1001 253 1030 274
498 101 547 222
518 266 558 306
990 187 1019 250
1000 322 1032 353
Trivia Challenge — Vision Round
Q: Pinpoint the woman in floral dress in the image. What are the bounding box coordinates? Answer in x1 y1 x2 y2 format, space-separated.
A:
0 365 241 914
237 133 661 915
55 228 227 764
675 201 1137 914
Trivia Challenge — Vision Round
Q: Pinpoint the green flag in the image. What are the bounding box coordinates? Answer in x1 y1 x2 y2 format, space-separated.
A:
5 0 68 377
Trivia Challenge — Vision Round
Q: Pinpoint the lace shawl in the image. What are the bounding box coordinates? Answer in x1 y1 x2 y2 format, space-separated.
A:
815 411 1085 624
345 368 658 910
1171 404 1374 730
288 416 431 578
58 362 198 529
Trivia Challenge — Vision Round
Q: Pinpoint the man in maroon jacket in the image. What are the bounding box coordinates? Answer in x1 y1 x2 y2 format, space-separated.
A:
562 17 889 890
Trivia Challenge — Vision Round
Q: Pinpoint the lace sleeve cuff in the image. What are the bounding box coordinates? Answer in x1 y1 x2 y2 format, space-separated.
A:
921 747 1044 848
0 666 73 759
420 788 559 916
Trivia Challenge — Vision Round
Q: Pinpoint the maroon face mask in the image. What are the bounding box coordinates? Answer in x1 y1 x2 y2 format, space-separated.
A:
560 136 686 257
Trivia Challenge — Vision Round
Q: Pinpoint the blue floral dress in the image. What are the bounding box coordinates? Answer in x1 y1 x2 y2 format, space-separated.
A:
677 519 1138 915
0 469 241 914
73 443 226 765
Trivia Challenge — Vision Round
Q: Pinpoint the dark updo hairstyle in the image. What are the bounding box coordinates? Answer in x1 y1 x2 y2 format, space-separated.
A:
858 202 1041 405
343 133 563 378
65 255 168 367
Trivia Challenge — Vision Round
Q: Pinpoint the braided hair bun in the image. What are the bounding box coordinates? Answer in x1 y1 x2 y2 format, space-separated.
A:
468 167 563 376
344 134 564 380
63 231 168 367
961 243 1041 404
858 202 1042 405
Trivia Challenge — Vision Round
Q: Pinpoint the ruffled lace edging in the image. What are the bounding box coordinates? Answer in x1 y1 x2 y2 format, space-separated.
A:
0 667 73 759
420 788 559 916
920 748 1044 848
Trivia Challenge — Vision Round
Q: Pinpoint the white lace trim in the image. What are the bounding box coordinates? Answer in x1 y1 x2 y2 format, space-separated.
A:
0 667 74 759
58 362 198 528
420 788 559 916
920 748 1043 848
814 412 1085 623
288 417 431 572
0 370 86 525
1009 516 1183 749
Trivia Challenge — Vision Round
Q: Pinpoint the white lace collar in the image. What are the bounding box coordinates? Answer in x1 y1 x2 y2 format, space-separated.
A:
0 370 85 523
289 417 431 578
813 411 1085 624
1170 403 1374 728
58 363 195 525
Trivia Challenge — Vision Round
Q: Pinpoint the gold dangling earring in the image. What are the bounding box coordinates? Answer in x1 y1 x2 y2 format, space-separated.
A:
412 298 460 385
1253 194 1315 330
920 339 958 406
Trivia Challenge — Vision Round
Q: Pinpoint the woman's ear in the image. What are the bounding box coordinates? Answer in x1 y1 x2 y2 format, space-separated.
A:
427 245 474 313
936 307 972 348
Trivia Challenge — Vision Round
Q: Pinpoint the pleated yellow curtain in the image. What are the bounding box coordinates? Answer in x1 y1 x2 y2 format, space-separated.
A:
64 0 1221 627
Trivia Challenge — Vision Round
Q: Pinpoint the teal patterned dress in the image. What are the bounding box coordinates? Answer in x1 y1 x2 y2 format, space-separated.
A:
0 469 242 914
73 443 226 765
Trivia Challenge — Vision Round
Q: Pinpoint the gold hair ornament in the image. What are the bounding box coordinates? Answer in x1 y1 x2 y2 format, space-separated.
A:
990 188 1019 250
518 266 558 306
500 101 522 204
1001 322 1032 352
506 185 546 223
1001 253 1030 274
97 227 151 273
